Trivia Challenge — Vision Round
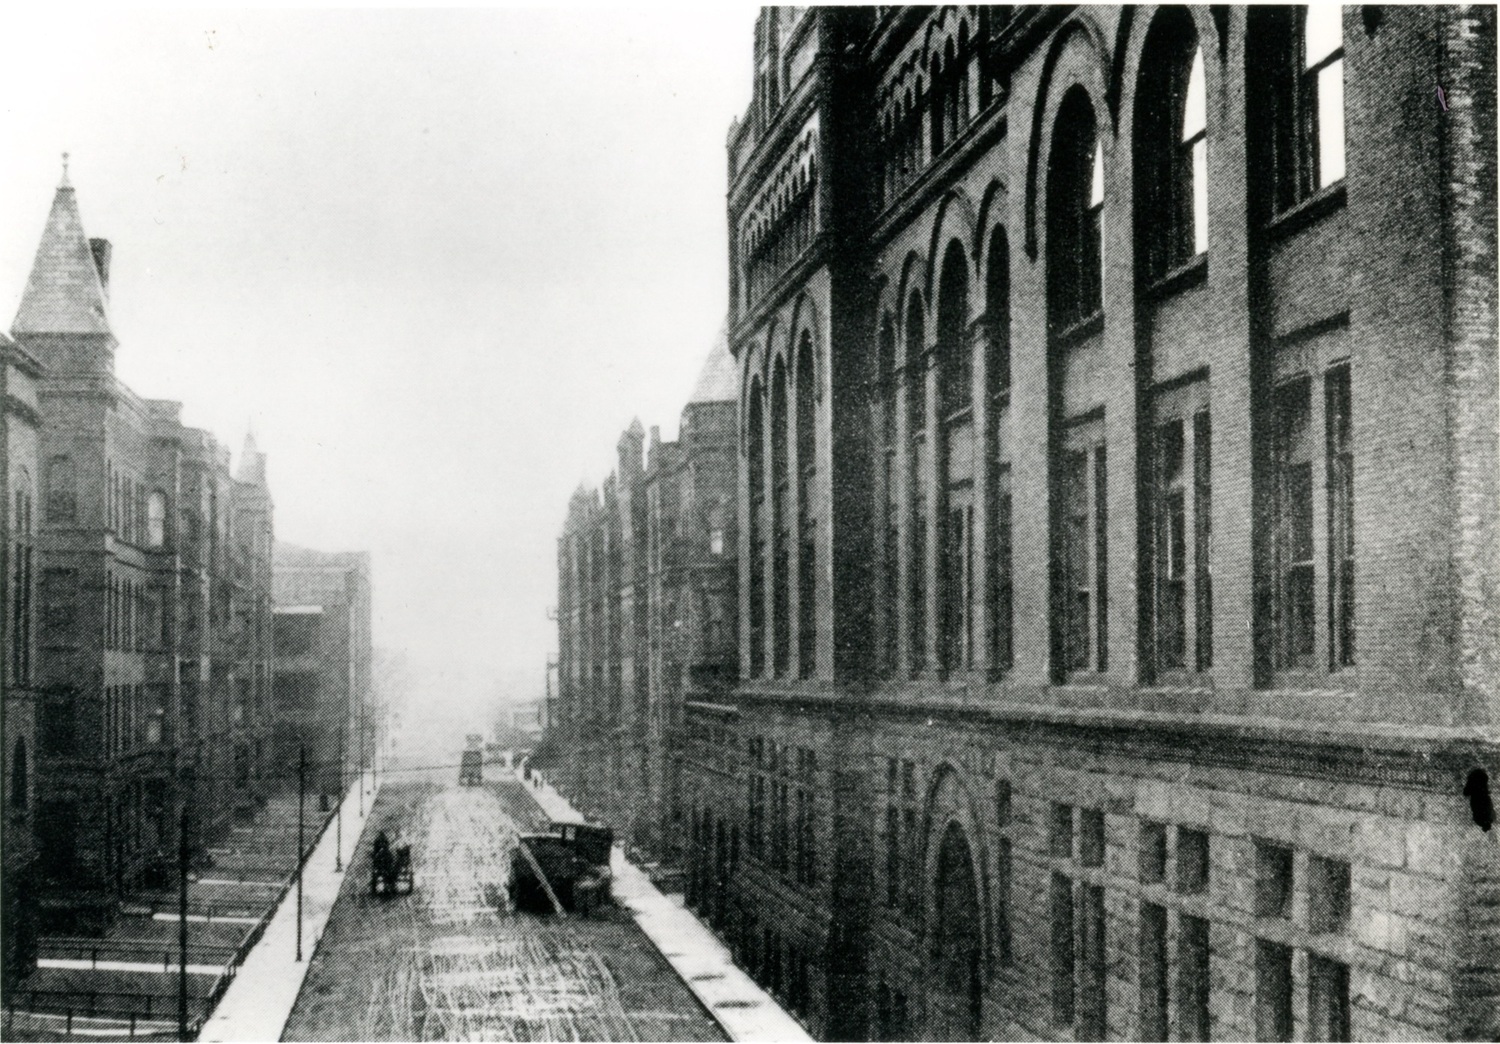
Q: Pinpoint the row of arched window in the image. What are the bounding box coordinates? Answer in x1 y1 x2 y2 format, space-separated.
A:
745 331 818 680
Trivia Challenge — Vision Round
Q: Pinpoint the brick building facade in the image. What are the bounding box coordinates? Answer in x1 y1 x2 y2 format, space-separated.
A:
676 7 1498 1041
8 170 279 931
552 334 738 867
272 542 374 801
2 328 43 984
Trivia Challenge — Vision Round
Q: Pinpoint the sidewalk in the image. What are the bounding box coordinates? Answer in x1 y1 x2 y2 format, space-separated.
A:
524 769 813 1044
198 775 377 1043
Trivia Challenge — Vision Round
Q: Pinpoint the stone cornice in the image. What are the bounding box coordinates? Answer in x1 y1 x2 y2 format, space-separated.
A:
724 683 1495 792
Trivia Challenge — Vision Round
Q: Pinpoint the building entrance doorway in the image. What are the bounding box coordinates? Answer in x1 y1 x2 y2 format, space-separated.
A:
930 820 983 1040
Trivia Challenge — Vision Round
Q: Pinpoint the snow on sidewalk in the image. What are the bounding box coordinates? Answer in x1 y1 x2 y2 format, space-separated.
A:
198 776 376 1043
523 769 813 1044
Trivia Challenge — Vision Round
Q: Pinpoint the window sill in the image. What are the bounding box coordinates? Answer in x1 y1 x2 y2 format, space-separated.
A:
1266 181 1347 242
1144 254 1208 302
1051 311 1104 346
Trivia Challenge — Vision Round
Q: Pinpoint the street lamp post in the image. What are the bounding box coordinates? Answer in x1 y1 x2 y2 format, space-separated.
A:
177 799 189 1041
335 721 343 873
296 743 305 962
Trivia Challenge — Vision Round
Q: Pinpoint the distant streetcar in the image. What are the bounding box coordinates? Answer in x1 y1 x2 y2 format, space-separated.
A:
460 748 483 786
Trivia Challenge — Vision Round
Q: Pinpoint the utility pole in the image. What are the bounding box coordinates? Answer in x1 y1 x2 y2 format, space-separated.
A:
335 712 343 873
177 799 189 1041
359 698 366 817
296 743 305 962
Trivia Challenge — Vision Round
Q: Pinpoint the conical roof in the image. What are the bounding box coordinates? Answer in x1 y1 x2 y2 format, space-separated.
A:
12 172 113 337
237 430 267 486
687 321 736 404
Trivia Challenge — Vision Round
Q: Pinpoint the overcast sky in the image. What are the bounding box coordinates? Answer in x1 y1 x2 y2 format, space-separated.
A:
0 6 757 721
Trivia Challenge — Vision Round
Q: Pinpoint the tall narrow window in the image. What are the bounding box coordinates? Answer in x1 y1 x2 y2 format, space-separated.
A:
1140 902 1169 1041
748 380 766 677
796 340 817 677
1275 380 1316 670
879 316 900 676
1059 427 1107 677
986 229 1013 673
1185 48 1208 255
46 455 76 523
937 241 972 674
1180 914 1212 1041
1302 6 1346 195
1255 6 1345 215
1078 883 1106 1040
11 739 28 811
147 491 167 548
1050 872 1075 1027
771 362 791 676
1048 89 1103 328
1194 410 1214 670
1326 366 1354 668
906 293 928 675
1155 419 1189 671
1137 14 1206 280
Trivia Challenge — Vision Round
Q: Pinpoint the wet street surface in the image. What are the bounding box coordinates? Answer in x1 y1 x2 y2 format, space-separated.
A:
281 768 727 1042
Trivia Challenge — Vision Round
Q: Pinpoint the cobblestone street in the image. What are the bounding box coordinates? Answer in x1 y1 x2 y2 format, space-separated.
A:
281 769 726 1042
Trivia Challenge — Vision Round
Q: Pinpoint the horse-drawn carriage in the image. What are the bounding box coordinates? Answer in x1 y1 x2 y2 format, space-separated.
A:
369 830 413 896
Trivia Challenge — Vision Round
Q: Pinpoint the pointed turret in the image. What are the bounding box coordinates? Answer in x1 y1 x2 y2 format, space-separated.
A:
237 429 268 487
11 157 117 373
13 158 114 338
687 322 736 404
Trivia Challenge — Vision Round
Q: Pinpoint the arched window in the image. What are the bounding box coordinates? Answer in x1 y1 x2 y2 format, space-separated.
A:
748 378 766 677
147 491 167 548
11 738 27 811
985 228 1014 672
1048 88 1104 327
795 336 816 678
771 359 791 676
937 242 973 421
877 314 900 676
906 291 928 674
1137 13 1208 279
45 455 76 522
936 240 973 673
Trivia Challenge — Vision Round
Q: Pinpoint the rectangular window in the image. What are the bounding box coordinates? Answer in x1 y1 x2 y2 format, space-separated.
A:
1276 380 1316 669
886 803 901 908
1256 940 1294 1043
1308 955 1351 1042
1079 882 1107 1040
1309 855 1351 933
1256 841 1294 918
1326 366 1354 668
1059 434 1108 677
41 569 78 648
1177 828 1210 894
1301 6 1346 195
996 837 1013 965
1051 872 1075 1027
1051 803 1075 858
1179 914 1212 1041
1080 808 1105 867
1139 819 1168 884
1156 419 1188 670
994 468 1014 671
1140 902 1169 1042
1194 410 1214 670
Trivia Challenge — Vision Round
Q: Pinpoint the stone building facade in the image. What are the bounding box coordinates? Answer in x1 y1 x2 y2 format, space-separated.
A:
9 171 279 929
552 334 738 867
680 7 1498 1041
271 542 373 801
2 329 43 984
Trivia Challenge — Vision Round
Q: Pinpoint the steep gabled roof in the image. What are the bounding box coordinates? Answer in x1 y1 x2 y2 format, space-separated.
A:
687 321 736 404
12 174 113 337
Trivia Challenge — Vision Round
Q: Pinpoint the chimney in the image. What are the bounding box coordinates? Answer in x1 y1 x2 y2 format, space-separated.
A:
89 238 112 297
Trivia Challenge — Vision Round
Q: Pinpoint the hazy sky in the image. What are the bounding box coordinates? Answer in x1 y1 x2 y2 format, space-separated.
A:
0 6 757 718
